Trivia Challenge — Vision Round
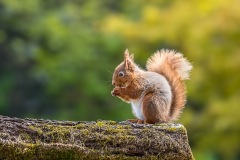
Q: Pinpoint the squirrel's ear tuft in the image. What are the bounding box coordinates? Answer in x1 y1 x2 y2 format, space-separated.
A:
124 50 134 72
124 49 134 61
124 49 130 59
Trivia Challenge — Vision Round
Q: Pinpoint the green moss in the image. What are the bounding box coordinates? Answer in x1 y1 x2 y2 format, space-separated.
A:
0 132 10 140
97 120 118 125
75 123 86 129
96 121 105 127
0 118 193 160
154 123 186 133
28 125 43 135
18 134 33 143
80 129 90 135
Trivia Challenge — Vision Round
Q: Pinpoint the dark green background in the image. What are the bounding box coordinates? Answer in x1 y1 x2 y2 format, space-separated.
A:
0 1 239 159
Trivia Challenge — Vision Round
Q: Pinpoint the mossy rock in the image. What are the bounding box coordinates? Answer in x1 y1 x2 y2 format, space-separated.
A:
0 115 194 160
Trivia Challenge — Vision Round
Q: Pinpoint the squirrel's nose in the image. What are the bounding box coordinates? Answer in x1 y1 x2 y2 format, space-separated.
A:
112 81 116 86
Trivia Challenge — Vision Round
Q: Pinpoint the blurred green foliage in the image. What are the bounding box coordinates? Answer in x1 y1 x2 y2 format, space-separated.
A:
0 0 239 159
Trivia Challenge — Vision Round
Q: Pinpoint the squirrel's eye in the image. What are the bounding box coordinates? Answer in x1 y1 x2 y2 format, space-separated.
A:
118 71 124 77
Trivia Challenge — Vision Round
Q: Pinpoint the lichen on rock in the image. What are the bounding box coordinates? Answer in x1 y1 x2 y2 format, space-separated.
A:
0 115 194 160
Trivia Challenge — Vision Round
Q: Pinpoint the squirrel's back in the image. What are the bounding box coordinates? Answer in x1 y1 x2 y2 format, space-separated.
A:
146 49 192 121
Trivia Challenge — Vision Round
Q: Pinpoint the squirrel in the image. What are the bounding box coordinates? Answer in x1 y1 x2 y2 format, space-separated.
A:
111 49 192 124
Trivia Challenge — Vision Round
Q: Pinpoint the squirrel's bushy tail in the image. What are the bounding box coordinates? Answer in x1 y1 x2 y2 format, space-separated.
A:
146 49 192 121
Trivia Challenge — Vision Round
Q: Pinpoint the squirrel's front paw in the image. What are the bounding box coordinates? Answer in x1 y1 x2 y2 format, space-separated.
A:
111 87 121 96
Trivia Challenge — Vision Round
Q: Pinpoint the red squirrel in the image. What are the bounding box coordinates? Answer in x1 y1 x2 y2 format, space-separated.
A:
111 49 192 124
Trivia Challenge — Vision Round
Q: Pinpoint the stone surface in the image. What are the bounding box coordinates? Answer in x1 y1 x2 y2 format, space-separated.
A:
0 115 194 160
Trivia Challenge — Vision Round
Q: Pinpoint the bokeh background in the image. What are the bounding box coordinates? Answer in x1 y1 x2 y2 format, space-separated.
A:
0 0 239 159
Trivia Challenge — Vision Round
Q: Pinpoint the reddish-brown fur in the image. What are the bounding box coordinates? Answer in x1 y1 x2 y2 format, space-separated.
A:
146 50 192 121
142 93 171 123
111 49 192 123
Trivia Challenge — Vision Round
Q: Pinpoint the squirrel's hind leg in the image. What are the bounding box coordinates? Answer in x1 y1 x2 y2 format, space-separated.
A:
142 93 170 124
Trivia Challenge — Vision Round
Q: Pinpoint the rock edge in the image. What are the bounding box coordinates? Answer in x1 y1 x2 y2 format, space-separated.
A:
0 115 194 160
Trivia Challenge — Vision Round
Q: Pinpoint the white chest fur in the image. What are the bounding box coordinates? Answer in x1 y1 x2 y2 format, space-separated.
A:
130 98 144 120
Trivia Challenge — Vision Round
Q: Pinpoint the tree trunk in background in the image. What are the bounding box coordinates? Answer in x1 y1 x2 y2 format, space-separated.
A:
0 115 194 160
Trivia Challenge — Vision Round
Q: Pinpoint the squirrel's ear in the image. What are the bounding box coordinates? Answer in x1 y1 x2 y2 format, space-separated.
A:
124 49 129 68
124 49 134 61
125 59 134 71
124 49 134 71
124 49 130 60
